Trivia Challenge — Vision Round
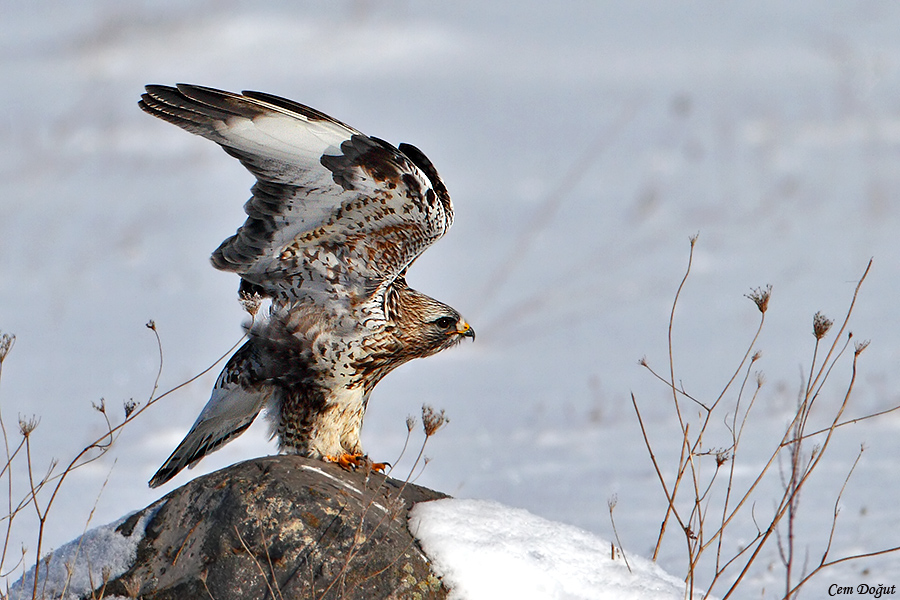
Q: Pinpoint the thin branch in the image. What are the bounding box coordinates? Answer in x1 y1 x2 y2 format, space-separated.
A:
607 496 632 573
804 259 872 397
655 235 698 559
819 445 864 565
632 394 686 560
232 525 282 600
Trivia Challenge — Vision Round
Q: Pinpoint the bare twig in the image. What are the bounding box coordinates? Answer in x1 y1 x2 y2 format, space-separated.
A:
607 495 632 573
0 318 250 596
635 248 891 600
232 524 283 600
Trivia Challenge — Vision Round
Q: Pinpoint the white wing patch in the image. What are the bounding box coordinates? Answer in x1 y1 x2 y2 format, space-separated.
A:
139 84 453 320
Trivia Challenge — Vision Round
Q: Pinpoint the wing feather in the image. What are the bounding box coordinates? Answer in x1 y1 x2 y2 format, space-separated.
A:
139 84 452 314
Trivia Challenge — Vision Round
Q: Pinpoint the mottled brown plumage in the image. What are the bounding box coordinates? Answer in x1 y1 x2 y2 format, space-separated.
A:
141 85 473 488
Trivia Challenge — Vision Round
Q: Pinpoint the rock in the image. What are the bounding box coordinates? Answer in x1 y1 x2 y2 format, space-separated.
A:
95 456 449 600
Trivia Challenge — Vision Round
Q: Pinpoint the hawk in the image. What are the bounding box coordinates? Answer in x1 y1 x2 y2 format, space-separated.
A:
139 84 474 488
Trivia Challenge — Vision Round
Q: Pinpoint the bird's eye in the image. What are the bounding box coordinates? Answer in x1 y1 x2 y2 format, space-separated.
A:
434 316 456 330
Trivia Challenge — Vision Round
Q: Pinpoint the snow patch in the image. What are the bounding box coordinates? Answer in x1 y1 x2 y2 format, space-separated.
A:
9 506 158 600
410 498 695 600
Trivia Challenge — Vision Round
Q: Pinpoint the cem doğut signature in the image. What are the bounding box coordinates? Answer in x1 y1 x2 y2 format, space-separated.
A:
829 584 896 598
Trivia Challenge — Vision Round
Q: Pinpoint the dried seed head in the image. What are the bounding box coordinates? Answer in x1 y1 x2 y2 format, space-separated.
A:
755 371 765 388
813 311 833 340
715 449 730 467
421 405 449 437
745 285 772 313
239 291 263 317
751 351 762 363
854 339 870 356
405 415 416 432
92 398 106 414
0 332 15 363
19 416 38 437
146 320 156 331
386 493 406 516
124 399 138 418
122 574 143 598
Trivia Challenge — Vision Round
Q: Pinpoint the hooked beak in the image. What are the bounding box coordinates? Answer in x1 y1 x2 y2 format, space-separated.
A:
456 321 476 340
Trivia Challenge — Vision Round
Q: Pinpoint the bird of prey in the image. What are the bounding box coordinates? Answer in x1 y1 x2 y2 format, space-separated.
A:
139 84 474 488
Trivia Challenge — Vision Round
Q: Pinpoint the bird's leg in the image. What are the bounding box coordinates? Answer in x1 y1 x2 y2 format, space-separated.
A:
325 453 388 473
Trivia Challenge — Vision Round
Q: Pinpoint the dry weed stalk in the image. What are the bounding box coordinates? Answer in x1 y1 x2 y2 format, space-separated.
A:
0 318 252 599
633 239 900 600
607 495 632 573
232 524 284 600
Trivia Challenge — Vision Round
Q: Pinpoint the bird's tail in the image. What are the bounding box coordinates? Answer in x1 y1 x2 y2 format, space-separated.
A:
148 415 258 488
149 344 271 488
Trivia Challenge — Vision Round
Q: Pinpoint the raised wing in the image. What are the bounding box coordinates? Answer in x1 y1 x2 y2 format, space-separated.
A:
139 84 453 314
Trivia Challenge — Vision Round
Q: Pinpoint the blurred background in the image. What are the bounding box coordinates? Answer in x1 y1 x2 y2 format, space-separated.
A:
2 0 900 594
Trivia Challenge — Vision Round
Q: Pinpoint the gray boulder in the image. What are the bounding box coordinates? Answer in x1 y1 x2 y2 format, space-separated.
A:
94 455 449 599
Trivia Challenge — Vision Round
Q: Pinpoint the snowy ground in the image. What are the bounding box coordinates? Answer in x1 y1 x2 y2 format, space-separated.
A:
3 1 900 598
11 498 688 600
9 508 155 600
410 499 690 600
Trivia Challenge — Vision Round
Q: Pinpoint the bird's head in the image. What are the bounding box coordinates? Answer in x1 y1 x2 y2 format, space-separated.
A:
389 284 475 359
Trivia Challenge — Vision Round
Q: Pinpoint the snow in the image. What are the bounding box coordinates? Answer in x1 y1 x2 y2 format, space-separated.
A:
410 498 692 600
8 507 156 600
3 1 900 598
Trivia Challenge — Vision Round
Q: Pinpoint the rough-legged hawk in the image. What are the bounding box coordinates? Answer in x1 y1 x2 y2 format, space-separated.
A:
139 84 473 488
